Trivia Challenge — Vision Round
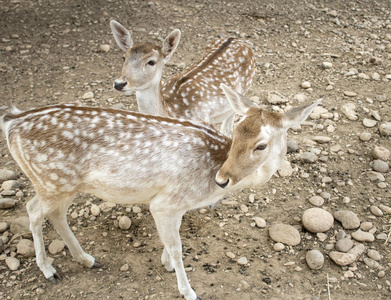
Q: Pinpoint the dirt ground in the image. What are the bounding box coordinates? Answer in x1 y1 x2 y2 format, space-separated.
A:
1 0 391 299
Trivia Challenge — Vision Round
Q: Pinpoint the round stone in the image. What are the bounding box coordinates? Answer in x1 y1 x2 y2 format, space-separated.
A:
17 239 35 257
226 251 236 259
333 210 360 229
379 122 391 136
335 238 354 252
99 44 110 52
0 222 9 233
254 217 266 228
363 118 377 128
359 132 372 141
302 208 334 233
0 169 18 184
237 256 248 265
300 152 318 163
351 229 375 242
360 222 373 231
341 103 358 121
273 242 285 251
5 257 20 271
367 249 381 261
322 62 333 69
0 198 16 209
90 204 101 216
1 180 21 190
269 224 301 246
372 160 389 173
308 196 324 207
301 81 311 89
48 239 65 255
306 250 324 270
82 91 94 100
119 216 132 230
370 205 383 217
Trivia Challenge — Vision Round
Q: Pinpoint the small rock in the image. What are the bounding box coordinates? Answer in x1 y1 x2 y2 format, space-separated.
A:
378 270 385 278
370 205 383 217
0 222 10 233
344 91 357 97
119 216 132 230
287 140 299 153
254 217 266 228
367 249 381 261
240 204 248 213
351 229 375 242
363 257 379 268
301 81 311 89
372 72 381 81
10 216 31 237
376 233 387 240
379 204 391 214
237 256 248 265
1 180 21 190
335 238 354 252
226 251 236 259
379 122 391 136
48 239 65 255
273 242 285 251
0 198 16 209
312 136 331 144
267 93 288 104
82 91 94 100
367 171 385 182
371 146 390 161
341 103 358 121
329 244 366 266
278 160 293 177
336 230 346 240
17 239 35 257
372 160 389 173
120 264 129 272
269 224 301 246
132 206 142 214
322 62 333 69
306 250 324 270
333 210 360 229
5 257 20 271
359 132 371 141
300 152 318 163
90 204 101 216
302 208 334 233
316 233 327 242
0 169 18 184
99 44 110 52
363 118 377 128
308 196 324 207
360 222 373 231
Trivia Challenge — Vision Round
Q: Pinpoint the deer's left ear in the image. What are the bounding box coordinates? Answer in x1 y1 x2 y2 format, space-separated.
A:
282 99 322 129
162 29 181 64
110 20 133 51
221 84 259 116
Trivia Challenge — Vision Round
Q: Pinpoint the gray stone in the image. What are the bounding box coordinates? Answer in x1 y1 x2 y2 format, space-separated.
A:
300 152 318 163
344 91 357 97
278 160 293 177
351 229 375 242
370 205 383 217
363 118 377 128
267 93 288 104
302 208 334 233
360 222 373 231
371 146 390 161
0 169 18 184
287 140 299 153
333 210 360 229
269 224 301 246
5 257 20 271
17 239 35 257
82 91 94 99
372 160 389 173
90 204 100 216
237 256 248 265
363 257 380 268
312 136 331 144
254 217 266 228
322 62 333 69
0 222 9 233
48 239 65 255
367 249 381 261
359 132 371 141
273 242 285 251
301 81 311 89
329 244 366 266
119 216 132 230
308 196 324 207
341 103 358 121
306 250 324 270
336 230 346 240
379 204 391 214
0 198 15 209
1 180 21 190
10 216 31 238
335 238 354 252
367 171 385 182
379 122 391 136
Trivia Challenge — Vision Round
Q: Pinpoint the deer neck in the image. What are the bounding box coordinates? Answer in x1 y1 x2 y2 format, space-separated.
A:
135 82 168 117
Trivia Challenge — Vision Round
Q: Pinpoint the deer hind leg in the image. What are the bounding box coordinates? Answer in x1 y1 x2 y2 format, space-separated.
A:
150 205 200 300
46 197 101 270
26 195 61 283
161 247 174 272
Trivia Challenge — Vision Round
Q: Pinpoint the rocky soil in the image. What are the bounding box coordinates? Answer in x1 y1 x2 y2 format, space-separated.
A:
0 0 391 299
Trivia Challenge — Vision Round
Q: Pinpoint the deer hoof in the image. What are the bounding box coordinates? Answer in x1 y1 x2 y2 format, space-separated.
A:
92 260 103 268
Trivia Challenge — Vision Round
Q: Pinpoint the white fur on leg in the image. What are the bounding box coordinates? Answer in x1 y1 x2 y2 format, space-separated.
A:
161 247 174 272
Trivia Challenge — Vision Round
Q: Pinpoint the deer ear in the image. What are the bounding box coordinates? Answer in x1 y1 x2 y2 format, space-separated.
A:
162 29 181 64
221 84 258 116
110 20 133 51
283 99 322 129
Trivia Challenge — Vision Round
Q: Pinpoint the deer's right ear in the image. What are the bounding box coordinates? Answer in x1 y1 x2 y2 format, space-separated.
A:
162 29 181 64
110 20 133 51
221 84 258 116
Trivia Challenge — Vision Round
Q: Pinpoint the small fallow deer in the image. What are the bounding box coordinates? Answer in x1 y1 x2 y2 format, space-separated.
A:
1 85 320 300
110 20 256 136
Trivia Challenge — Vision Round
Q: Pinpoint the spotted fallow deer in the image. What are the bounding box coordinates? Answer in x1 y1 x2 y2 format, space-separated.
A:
110 20 256 136
1 85 320 300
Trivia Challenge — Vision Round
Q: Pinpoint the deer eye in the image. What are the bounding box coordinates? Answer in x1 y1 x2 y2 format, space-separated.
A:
255 144 267 151
147 60 156 66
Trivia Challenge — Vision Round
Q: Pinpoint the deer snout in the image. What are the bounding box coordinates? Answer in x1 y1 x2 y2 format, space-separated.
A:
215 178 229 189
114 80 127 91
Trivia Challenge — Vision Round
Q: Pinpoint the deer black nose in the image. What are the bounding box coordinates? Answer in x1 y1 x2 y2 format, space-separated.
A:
215 179 229 189
114 81 127 91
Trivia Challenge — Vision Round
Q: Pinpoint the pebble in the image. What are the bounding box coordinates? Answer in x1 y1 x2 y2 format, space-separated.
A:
99 44 110 52
371 146 390 161
0 198 16 209
379 204 391 214
308 196 324 207
322 62 333 69
367 249 381 261
372 72 381 81
363 118 377 128
300 152 318 163
278 160 293 177
351 229 375 242
316 233 327 242
119 216 132 230
344 91 357 97
336 230 346 240
372 160 389 173
376 233 387 240
367 171 385 182
378 270 385 278
335 238 354 252
10 216 30 236
329 244 366 266
301 81 311 89
306 250 324 270
254 217 266 228
120 264 129 272
269 224 301 246
82 91 94 100
312 136 331 144
0 222 9 233
240 204 248 213
370 205 383 217
17 239 35 257
90 204 101 216
237 256 248 265
302 208 334 233
333 210 360 229
132 206 142 214
1 180 20 190
0 169 18 184
359 132 372 141
5 257 20 271
341 103 358 121
273 242 285 251
226 251 236 259
363 257 379 268
48 239 65 254
268 93 288 104
379 122 391 136
360 222 373 231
